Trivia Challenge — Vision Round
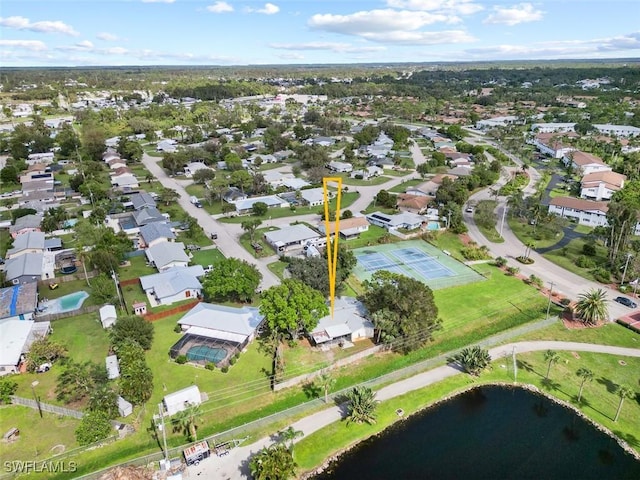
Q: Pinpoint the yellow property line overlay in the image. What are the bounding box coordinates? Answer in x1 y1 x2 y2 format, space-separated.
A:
323 177 342 318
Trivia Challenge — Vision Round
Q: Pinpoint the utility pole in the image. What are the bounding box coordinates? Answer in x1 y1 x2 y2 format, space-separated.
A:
545 281 556 320
512 347 517 383
31 381 43 418
154 403 169 464
621 253 633 286
499 206 507 238
111 270 125 311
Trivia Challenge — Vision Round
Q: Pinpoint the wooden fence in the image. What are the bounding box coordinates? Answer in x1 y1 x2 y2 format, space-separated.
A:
34 305 101 323
143 299 201 322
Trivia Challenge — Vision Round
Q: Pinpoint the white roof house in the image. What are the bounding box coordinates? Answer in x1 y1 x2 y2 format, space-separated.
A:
118 396 133 417
234 195 289 214
264 224 323 253
178 303 264 346
184 162 212 177
163 385 202 416
282 178 311 190
99 305 117 329
105 354 120 380
139 266 203 306
366 211 426 231
299 187 325 207
145 242 190 272
0 319 51 376
328 161 353 173
309 297 374 345
6 231 45 259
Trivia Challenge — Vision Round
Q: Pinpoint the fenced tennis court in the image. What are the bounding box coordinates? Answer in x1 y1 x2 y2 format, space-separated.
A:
352 240 484 290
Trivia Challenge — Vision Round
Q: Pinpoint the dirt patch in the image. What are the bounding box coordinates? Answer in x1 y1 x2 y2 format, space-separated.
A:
562 314 603 330
458 233 473 246
571 352 581 359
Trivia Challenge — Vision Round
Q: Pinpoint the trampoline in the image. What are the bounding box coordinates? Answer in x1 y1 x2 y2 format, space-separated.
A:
186 345 228 364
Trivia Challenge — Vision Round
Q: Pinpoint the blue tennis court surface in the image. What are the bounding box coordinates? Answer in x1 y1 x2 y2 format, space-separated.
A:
353 240 484 290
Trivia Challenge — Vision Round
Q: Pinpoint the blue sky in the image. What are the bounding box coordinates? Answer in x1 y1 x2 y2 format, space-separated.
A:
1 1 639 67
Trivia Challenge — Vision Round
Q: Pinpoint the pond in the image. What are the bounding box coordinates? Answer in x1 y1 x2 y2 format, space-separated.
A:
313 386 640 480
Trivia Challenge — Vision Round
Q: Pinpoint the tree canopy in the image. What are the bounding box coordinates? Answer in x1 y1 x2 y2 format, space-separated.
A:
286 244 356 297
202 257 262 303
110 315 155 351
360 271 440 353
259 279 328 343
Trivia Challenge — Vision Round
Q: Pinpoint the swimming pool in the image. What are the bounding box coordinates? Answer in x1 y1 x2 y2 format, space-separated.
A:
426 221 441 231
186 345 228 364
42 291 89 315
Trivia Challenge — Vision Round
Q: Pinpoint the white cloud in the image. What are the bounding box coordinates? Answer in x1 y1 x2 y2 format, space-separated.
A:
277 53 305 60
207 2 234 13
75 40 94 49
141 0 176 3
97 32 119 41
386 0 483 15
484 3 544 26
0 16 79 36
0 39 48 51
246 3 280 15
270 42 386 53
103 47 129 55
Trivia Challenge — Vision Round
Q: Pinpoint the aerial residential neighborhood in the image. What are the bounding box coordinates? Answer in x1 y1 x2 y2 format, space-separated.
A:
1 56 640 480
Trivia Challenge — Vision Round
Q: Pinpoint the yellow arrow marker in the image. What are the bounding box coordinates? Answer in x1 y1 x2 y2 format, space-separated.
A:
323 177 342 318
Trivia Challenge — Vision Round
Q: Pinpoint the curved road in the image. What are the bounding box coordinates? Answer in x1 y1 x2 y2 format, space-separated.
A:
189 341 640 479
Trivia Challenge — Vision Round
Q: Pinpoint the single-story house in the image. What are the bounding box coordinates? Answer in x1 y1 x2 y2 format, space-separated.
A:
0 319 51 376
139 266 204 306
106 158 128 170
580 171 626 201
111 174 139 189
328 161 353 173
139 222 176 249
317 217 370 240
118 396 133 417
0 283 38 323
282 178 311 191
184 162 212 178
145 242 190 272
9 214 43 239
163 385 202 416
99 305 117 329
157 139 177 153
134 207 167 227
6 231 45 259
273 150 295 161
351 165 383 179
172 303 264 364
396 194 432 214
447 166 473 177
563 151 612 176
299 187 325 207
44 238 62 252
248 154 277 164
222 187 248 204
234 195 289 215
5 253 44 284
548 197 609 227
366 211 426 231
106 355 120 380
531 122 576 133
309 297 374 346
26 152 55 165
310 136 336 147
262 171 293 189
264 224 323 253
130 192 157 211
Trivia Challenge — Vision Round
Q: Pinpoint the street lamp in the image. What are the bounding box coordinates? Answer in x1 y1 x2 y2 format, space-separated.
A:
31 380 43 418
545 281 555 320
621 253 633 286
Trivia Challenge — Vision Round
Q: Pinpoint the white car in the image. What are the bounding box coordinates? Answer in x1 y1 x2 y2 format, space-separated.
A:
36 362 52 373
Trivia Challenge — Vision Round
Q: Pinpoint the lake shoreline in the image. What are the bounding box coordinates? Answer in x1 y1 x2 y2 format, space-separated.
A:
300 381 640 479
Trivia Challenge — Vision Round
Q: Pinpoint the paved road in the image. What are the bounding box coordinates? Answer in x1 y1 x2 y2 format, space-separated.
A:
141 153 281 289
187 341 640 479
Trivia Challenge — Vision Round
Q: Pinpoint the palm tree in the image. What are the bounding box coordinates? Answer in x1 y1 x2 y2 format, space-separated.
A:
613 384 635 422
574 288 609 326
316 371 336 404
172 403 201 441
454 346 492 376
346 386 378 425
544 350 560 380
249 444 297 480
278 426 303 450
576 367 594 402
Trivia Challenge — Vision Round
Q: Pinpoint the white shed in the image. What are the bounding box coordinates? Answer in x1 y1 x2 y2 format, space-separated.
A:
117 396 133 417
99 305 117 329
163 385 201 416
106 355 120 380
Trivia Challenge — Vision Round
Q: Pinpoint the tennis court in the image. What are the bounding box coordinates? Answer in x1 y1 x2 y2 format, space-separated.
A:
352 240 484 290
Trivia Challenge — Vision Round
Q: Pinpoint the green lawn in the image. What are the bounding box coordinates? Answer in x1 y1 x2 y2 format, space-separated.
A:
267 260 288 280
185 184 224 216
118 256 156 281
41 278 97 307
219 192 360 224
542 238 609 283
343 225 395 249
0 406 82 462
190 248 226 267
508 217 564 250
426 231 467 262
239 227 279 259
475 200 505 243
295 351 640 474
511 321 640 348
574 225 594 235
338 174 391 187
387 178 422 193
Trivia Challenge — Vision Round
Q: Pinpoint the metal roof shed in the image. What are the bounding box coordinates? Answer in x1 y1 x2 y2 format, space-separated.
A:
163 385 201 416
106 355 120 380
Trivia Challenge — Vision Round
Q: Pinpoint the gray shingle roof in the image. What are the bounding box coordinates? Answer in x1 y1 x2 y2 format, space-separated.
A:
140 267 203 300
145 242 189 270
5 253 43 281
9 215 43 234
139 222 175 245
7 231 45 257
134 207 165 227
130 192 157 210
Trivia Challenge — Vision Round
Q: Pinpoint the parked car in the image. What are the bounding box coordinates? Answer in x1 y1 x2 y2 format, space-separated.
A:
614 296 637 308
36 362 52 373
203 265 214 274
186 244 201 251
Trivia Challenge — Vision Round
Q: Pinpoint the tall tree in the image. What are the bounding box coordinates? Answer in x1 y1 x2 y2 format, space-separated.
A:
259 279 328 344
110 316 154 351
249 444 297 480
574 288 609 326
544 350 560 380
241 218 262 242
576 367 594 403
606 181 640 264
613 384 635 422
172 403 202 441
360 271 441 353
202 257 261 303
316 371 336 404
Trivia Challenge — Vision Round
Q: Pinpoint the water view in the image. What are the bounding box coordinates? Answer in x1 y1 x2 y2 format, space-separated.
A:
314 386 640 480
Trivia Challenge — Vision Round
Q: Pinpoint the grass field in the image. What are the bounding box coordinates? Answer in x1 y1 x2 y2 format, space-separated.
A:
295 351 640 474
508 217 564 250
543 238 609 282
190 248 225 266
387 178 422 193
